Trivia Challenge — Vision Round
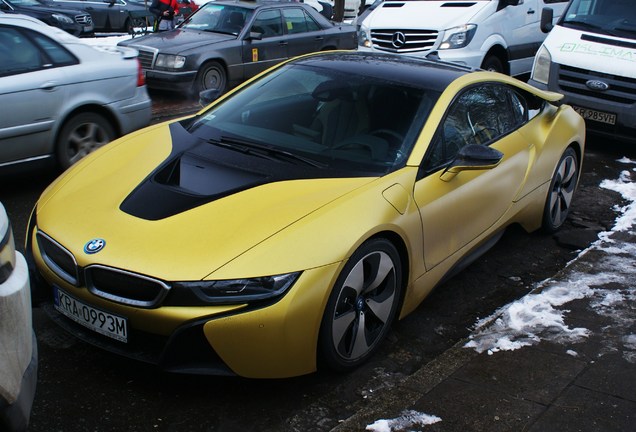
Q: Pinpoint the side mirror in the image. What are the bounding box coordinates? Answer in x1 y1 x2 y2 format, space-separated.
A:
497 0 520 11
247 31 263 40
440 144 504 182
540 7 554 33
199 88 222 107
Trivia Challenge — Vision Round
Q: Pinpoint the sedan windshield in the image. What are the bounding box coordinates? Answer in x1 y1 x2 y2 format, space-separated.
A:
179 3 253 35
189 62 439 175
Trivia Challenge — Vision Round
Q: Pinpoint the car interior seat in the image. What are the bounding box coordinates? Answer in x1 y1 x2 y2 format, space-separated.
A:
308 81 370 147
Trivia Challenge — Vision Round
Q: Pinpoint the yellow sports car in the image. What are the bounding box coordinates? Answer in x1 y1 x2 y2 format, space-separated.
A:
27 52 585 378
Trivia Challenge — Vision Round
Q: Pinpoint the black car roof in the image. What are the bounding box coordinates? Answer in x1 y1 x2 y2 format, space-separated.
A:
291 51 472 91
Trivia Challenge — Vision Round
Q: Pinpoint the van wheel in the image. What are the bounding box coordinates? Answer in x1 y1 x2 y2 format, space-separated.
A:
56 112 115 170
481 55 504 73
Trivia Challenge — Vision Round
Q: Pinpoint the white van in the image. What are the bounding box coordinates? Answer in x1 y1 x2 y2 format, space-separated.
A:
357 0 568 76
529 0 636 142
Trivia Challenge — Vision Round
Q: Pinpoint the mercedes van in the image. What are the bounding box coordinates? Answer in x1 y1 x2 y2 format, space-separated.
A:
529 0 636 142
357 0 568 76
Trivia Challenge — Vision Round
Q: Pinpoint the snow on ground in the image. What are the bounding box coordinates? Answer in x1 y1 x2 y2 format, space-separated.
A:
366 410 442 432
465 157 636 360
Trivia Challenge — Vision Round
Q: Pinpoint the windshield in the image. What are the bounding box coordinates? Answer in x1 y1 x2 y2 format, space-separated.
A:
189 62 439 175
179 3 253 35
561 0 636 39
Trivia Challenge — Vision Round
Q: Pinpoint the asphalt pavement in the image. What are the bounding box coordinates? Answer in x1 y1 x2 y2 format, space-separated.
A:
333 184 636 431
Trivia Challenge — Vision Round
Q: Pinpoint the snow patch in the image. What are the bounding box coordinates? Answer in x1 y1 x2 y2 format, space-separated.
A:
465 160 636 358
366 410 442 431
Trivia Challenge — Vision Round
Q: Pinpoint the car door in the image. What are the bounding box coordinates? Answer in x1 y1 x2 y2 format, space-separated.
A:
413 83 532 270
281 6 325 57
242 9 288 79
78 0 127 31
0 25 73 165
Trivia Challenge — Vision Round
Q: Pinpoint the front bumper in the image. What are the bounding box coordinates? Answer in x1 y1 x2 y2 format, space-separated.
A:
29 230 341 378
144 69 198 93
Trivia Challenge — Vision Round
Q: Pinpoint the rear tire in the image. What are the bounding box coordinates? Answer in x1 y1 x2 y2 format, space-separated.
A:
56 112 115 170
542 147 579 233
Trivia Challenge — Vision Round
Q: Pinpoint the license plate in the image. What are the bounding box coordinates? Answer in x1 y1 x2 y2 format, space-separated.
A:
572 106 616 125
54 287 128 343
84 25 94 32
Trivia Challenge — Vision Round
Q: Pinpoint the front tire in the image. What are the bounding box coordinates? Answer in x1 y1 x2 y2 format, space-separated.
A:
481 55 504 73
542 147 579 233
319 238 403 372
195 61 227 96
56 112 115 170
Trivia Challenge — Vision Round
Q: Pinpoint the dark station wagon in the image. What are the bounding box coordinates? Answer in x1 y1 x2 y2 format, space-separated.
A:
118 0 357 96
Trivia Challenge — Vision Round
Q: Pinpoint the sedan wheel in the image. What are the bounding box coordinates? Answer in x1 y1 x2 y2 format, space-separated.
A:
543 147 579 232
195 61 227 96
319 238 402 371
56 112 115 170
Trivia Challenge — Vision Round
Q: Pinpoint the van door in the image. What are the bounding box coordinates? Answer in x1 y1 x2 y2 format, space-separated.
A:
506 0 569 75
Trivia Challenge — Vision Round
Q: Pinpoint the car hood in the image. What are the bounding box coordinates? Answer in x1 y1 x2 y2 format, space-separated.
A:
362 0 488 30
35 121 377 281
122 28 235 53
543 25 636 79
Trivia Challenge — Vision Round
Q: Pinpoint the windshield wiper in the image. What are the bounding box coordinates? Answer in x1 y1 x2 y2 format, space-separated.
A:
209 136 325 167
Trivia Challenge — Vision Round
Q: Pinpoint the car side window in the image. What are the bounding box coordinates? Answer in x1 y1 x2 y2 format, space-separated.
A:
251 10 283 38
423 84 523 173
31 33 78 66
0 27 43 77
282 8 320 34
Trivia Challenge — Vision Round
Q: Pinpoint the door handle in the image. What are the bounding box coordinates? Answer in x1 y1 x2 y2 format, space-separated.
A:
527 8 535 14
40 82 58 91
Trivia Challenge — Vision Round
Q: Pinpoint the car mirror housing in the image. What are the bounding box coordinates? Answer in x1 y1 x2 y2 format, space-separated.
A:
440 144 504 182
247 31 263 40
199 88 222 106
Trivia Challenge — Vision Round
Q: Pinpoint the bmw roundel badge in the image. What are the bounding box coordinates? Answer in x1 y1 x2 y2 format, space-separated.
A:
84 238 106 254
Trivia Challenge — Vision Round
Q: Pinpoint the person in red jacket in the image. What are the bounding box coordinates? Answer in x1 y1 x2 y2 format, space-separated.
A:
150 0 179 31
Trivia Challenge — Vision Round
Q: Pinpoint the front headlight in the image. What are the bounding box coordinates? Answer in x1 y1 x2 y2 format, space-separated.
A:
51 13 75 25
439 24 477 50
0 211 16 285
531 44 552 85
168 272 301 305
155 54 186 69
358 28 371 48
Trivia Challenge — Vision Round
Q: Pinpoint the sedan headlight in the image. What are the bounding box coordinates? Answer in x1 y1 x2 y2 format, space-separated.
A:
155 54 186 69
531 44 552 85
0 216 16 285
51 13 75 25
439 24 477 50
168 272 301 305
